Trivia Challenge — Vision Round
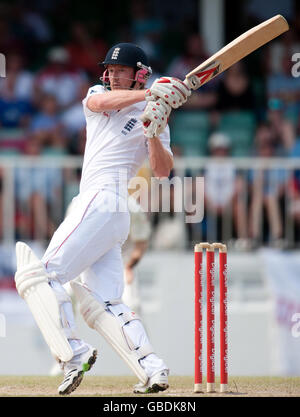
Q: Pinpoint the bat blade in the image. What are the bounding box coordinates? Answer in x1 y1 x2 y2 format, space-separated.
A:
185 14 289 90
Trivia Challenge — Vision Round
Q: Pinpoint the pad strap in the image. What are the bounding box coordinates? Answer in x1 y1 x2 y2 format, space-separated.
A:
118 311 140 325
104 299 123 307
135 342 154 359
117 311 154 358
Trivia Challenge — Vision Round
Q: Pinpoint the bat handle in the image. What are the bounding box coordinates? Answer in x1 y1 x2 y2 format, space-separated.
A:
183 76 199 91
183 78 191 88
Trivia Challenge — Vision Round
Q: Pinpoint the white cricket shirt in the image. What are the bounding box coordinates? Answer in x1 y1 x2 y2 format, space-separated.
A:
80 84 172 194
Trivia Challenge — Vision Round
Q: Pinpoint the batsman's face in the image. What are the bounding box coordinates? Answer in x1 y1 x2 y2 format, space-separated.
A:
107 65 135 90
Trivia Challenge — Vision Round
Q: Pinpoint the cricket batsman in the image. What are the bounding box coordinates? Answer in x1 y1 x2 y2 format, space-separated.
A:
14 42 191 395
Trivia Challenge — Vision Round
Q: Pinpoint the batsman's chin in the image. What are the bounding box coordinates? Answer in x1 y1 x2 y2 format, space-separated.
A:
111 85 127 90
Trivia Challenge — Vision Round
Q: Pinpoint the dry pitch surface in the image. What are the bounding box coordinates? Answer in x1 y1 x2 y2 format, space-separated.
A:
0 376 300 397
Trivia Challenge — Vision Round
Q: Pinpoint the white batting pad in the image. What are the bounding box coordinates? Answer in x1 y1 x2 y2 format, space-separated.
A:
15 242 73 362
71 280 151 384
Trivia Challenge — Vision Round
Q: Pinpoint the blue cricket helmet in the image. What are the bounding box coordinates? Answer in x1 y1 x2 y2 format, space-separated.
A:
100 42 152 90
101 42 149 68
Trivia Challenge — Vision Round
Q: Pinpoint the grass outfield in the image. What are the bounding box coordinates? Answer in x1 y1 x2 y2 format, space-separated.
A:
0 376 300 397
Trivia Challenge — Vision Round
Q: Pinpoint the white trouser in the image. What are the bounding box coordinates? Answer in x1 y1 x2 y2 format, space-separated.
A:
42 188 130 284
42 188 167 377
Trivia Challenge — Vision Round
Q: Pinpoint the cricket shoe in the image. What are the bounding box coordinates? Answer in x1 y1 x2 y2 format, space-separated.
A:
133 369 169 394
58 344 97 395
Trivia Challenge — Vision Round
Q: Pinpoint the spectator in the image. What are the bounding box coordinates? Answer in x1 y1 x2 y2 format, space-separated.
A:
30 93 68 153
266 48 300 124
0 54 33 152
214 62 256 113
248 126 287 246
288 167 300 244
204 132 248 246
0 16 25 54
65 22 108 79
34 46 87 110
167 33 216 110
61 81 89 154
0 51 34 101
287 135 300 244
292 11 300 43
130 0 163 65
266 98 295 155
9 4 54 68
264 29 300 76
21 5 53 45
61 83 88 207
15 137 63 240
0 89 32 131
167 33 208 80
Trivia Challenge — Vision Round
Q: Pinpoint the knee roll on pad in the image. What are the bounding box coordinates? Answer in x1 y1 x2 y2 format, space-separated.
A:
71 280 153 384
15 242 74 362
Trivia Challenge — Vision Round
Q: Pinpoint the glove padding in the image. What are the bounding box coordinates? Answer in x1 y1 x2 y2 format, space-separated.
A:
140 98 171 138
145 76 191 109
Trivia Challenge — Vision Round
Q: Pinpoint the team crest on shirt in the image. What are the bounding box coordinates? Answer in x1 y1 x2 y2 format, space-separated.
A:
121 118 138 135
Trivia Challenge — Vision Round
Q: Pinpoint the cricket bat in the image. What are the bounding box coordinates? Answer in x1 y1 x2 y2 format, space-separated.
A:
184 14 289 90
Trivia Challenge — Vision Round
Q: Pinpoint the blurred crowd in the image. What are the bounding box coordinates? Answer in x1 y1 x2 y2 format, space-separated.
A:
0 0 300 249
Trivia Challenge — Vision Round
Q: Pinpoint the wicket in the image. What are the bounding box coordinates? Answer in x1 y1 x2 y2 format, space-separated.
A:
194 242 228 393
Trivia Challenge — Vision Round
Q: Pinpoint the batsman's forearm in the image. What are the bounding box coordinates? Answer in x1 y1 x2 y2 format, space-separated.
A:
87 90 146 112
148 137 173 178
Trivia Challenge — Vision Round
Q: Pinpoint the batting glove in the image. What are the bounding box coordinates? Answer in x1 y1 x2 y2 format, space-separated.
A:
145 76 191 109
140 98 171 138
